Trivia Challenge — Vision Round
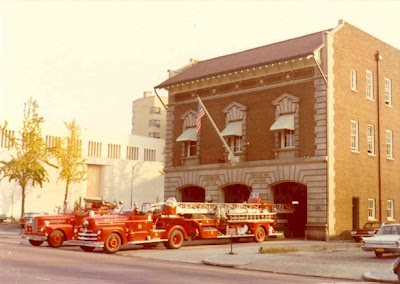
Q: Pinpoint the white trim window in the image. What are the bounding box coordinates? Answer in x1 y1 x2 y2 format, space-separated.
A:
385 77 392 106
387 200 394 220
368 198 376 220
185 141 197 157
386 129 393 159
366 70 374 100
351 120 359 152
351 69 357 91
367 125 375 155
280 129 295 148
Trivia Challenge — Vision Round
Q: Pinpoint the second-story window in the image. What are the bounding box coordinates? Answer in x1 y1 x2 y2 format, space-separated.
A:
386 129 393 159
351 69 357 91
385 77 392 106
221 121 243 153
350 120 359 152
366 70 374 100
149 120 161 127
270 113 295 149
367 125 375 155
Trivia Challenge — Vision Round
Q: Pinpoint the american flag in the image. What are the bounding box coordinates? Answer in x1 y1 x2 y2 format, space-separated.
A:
196 102 205 134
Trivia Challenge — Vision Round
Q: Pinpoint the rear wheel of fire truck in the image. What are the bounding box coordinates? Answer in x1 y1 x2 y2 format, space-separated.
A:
48 229 65 248
28 240 43 246
80 246 95 252
104 233 121 254
164 229 184 249
254 226 266 243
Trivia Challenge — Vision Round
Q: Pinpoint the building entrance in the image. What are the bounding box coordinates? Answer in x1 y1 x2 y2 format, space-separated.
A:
272 182 307 238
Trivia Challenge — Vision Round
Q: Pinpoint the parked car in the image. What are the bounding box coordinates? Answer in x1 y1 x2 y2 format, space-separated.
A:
20 212 49 228
362 223 400 257
393 257 400 282
351 221 383 242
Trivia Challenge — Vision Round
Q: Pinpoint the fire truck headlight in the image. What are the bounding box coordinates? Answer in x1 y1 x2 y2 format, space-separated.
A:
40 227 45 232
44 221 50 226
97 230 101 236
82 220 89 228
74 228 78 233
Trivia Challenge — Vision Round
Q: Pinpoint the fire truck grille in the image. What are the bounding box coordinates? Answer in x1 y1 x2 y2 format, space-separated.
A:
77 231 98 241
32 218 38 233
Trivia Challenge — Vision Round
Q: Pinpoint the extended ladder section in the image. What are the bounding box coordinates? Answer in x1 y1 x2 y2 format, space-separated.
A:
173 202 294 215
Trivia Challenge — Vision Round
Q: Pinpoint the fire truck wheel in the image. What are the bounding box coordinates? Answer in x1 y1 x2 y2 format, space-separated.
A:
80 246 95 252
254 226 266 243
104 233 121 254
48 229 65 248
165 229 184 249
28 240 43 246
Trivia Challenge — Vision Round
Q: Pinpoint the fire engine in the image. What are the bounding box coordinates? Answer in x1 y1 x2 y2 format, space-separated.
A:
70 195 294 254
22 197 118 248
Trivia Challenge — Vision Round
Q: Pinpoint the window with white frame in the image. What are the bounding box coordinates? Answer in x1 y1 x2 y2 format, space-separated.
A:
149 119 161 127
351 69 357 91
368 198 376 220
366 70 374 100
367 125 375 155
351 120 359 152
385 77 392 106
386 129 393 158
185 141 197 157
280 129 295 148
387 200 394 220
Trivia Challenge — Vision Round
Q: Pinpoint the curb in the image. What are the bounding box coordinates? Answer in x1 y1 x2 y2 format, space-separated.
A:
363 270 398 283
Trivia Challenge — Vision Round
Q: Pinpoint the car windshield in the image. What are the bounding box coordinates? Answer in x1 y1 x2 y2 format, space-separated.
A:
377 225 400 235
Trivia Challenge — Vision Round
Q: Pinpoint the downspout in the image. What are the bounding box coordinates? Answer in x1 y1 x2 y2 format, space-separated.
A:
375 50 382 223
154 87 168 110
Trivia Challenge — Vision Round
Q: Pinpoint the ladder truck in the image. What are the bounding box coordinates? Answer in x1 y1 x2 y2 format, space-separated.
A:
70 196 294 254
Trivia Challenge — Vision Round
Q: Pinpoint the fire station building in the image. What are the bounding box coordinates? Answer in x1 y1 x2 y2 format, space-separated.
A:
155 20 400 241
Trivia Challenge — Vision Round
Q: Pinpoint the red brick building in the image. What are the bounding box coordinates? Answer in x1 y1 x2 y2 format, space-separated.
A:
155 20 400 240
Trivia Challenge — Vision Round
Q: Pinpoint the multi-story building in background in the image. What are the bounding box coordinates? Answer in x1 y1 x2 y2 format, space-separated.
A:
0 126 165 219
155 20 400 241
131 91 168 139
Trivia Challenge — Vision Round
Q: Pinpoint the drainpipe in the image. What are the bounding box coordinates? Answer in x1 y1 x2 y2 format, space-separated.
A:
375 50 382 223
154 88 168 110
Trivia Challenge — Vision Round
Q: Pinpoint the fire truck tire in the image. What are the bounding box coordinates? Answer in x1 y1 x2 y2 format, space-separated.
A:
29 240 43 246
254 226 266 243
104 233 121 254
80 246 95 252
48 229 65 248
164 229 184 249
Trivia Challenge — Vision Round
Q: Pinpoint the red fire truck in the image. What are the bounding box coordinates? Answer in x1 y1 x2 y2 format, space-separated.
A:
22 197 118 248
70 197 294 254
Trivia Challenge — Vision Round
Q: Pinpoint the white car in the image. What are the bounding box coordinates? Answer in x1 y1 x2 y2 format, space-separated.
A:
362 223 400 257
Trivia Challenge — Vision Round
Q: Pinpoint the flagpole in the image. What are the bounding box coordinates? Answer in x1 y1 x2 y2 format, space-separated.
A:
197 96 237 162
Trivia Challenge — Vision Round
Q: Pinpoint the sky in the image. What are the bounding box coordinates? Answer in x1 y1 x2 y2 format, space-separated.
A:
1 0 400 133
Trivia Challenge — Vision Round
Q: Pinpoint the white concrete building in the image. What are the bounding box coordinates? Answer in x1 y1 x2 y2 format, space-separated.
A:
0 125 165 219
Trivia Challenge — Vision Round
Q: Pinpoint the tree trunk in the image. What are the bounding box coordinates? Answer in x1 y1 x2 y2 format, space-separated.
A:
21 185 26 219
64 181 70 205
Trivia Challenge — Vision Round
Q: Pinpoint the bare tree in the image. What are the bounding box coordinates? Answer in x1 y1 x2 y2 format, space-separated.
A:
52 119 86 207
0 98 55 218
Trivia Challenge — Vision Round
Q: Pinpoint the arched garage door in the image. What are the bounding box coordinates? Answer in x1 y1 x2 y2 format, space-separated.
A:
272 182 307 238
180 185 205 202
222 184 251 203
